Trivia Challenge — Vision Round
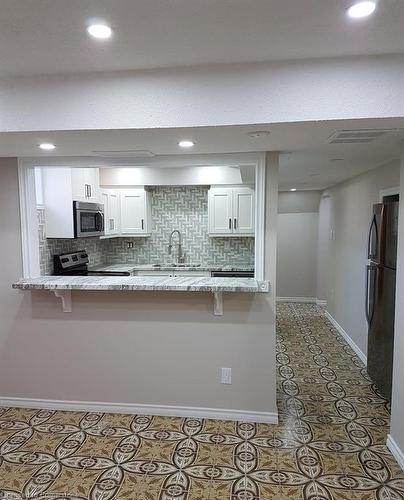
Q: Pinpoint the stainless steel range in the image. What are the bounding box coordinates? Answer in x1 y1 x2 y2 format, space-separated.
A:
53 251 131 276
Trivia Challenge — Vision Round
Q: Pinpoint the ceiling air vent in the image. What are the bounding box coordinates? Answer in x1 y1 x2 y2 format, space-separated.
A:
92 149 155 157
328 129 390 144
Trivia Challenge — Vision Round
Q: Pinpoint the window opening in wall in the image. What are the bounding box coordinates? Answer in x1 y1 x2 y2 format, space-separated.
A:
20 157 265 281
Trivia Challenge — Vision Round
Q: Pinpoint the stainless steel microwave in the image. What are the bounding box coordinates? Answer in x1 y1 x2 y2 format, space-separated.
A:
73 201 105 238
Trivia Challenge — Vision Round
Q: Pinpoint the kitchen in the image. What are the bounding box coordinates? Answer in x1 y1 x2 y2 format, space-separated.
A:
2 0 404 496
36 164 256 283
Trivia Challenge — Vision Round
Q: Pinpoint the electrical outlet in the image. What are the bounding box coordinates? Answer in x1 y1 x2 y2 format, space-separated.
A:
126 241 134 249
221 367 232 384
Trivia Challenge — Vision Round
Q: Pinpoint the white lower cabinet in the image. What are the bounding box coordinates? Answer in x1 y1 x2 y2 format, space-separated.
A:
135 270 210 277
173 271 210 277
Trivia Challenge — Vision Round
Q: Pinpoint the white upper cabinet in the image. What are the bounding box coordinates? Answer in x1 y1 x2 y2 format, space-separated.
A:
232 187 255 235
42 167 101 238
208 186 255 236
120 188 151 236
101 190 120 236
208 188 233 234
72 168 100 202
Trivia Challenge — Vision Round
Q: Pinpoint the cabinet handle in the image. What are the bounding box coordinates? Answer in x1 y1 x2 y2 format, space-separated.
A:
85 184 88 198
89 185 92 198
234 218 237 230
229 218 232 230
141 219 144 230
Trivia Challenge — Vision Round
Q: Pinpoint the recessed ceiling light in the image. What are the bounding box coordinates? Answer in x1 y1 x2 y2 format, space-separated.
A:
290 188 297 192
178 140 195 148
347 1 376 18
87 24 112 39
39 143 56 151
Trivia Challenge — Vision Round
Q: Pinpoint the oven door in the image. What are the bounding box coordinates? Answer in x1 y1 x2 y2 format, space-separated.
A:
74 203 105 238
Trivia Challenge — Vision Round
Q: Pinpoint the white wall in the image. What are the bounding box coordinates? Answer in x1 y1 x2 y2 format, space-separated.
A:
0 156 278 419
100 166 246 186
1 55 403 132
278 191 321 214
390 151 404 461
317 160 400 357
277 191 320 298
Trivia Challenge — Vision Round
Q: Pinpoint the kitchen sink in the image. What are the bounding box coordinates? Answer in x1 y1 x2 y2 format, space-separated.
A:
152 263 201 268
174 264 201 268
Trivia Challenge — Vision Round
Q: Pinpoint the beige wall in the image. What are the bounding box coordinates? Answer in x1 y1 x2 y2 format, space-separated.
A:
317 160 400 356
277 191 320 298
0 157 278 417
277 213 319 298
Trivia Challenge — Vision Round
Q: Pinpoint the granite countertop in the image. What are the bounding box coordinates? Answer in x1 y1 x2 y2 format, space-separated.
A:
13 276 269 293
88 263 255 273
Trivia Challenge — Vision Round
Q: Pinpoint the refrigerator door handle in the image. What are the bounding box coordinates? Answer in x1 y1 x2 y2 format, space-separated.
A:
365 265 371 325
368 215 378 259
365 265 376 326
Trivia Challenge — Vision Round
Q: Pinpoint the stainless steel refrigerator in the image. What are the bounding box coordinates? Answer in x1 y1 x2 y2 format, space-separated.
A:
366 201 399 401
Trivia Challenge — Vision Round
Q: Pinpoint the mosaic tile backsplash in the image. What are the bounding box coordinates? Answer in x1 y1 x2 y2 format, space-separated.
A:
38 186 255 275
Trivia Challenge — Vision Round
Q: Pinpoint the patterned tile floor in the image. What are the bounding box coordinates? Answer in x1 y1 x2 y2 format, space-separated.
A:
0 303 403 499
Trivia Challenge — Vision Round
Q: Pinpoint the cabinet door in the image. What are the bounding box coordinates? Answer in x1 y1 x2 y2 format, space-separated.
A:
84 168 100 201
120 189 147 234
101 191 110 234
233 187 255 235
71 169 87 201
109 191 120 234
71 168 99 201
208 188 233 234
101 190 121 235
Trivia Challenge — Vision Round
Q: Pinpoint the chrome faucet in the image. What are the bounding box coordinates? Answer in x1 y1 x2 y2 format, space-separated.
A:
168 229 185 263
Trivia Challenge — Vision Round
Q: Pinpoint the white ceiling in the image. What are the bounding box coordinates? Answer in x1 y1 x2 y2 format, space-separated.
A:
0 0 403 78
3 117 403 190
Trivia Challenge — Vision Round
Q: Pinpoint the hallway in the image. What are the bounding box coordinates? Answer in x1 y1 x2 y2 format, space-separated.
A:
275 303 403 499
0 303 403 499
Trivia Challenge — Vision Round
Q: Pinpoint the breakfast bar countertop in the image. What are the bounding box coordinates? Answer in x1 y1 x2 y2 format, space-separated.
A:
12 275 269 293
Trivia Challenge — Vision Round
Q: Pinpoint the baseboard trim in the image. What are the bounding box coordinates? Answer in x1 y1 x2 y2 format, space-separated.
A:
0 397 278 424
276 297 327 308
323 310 367 365
387 434 404 471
